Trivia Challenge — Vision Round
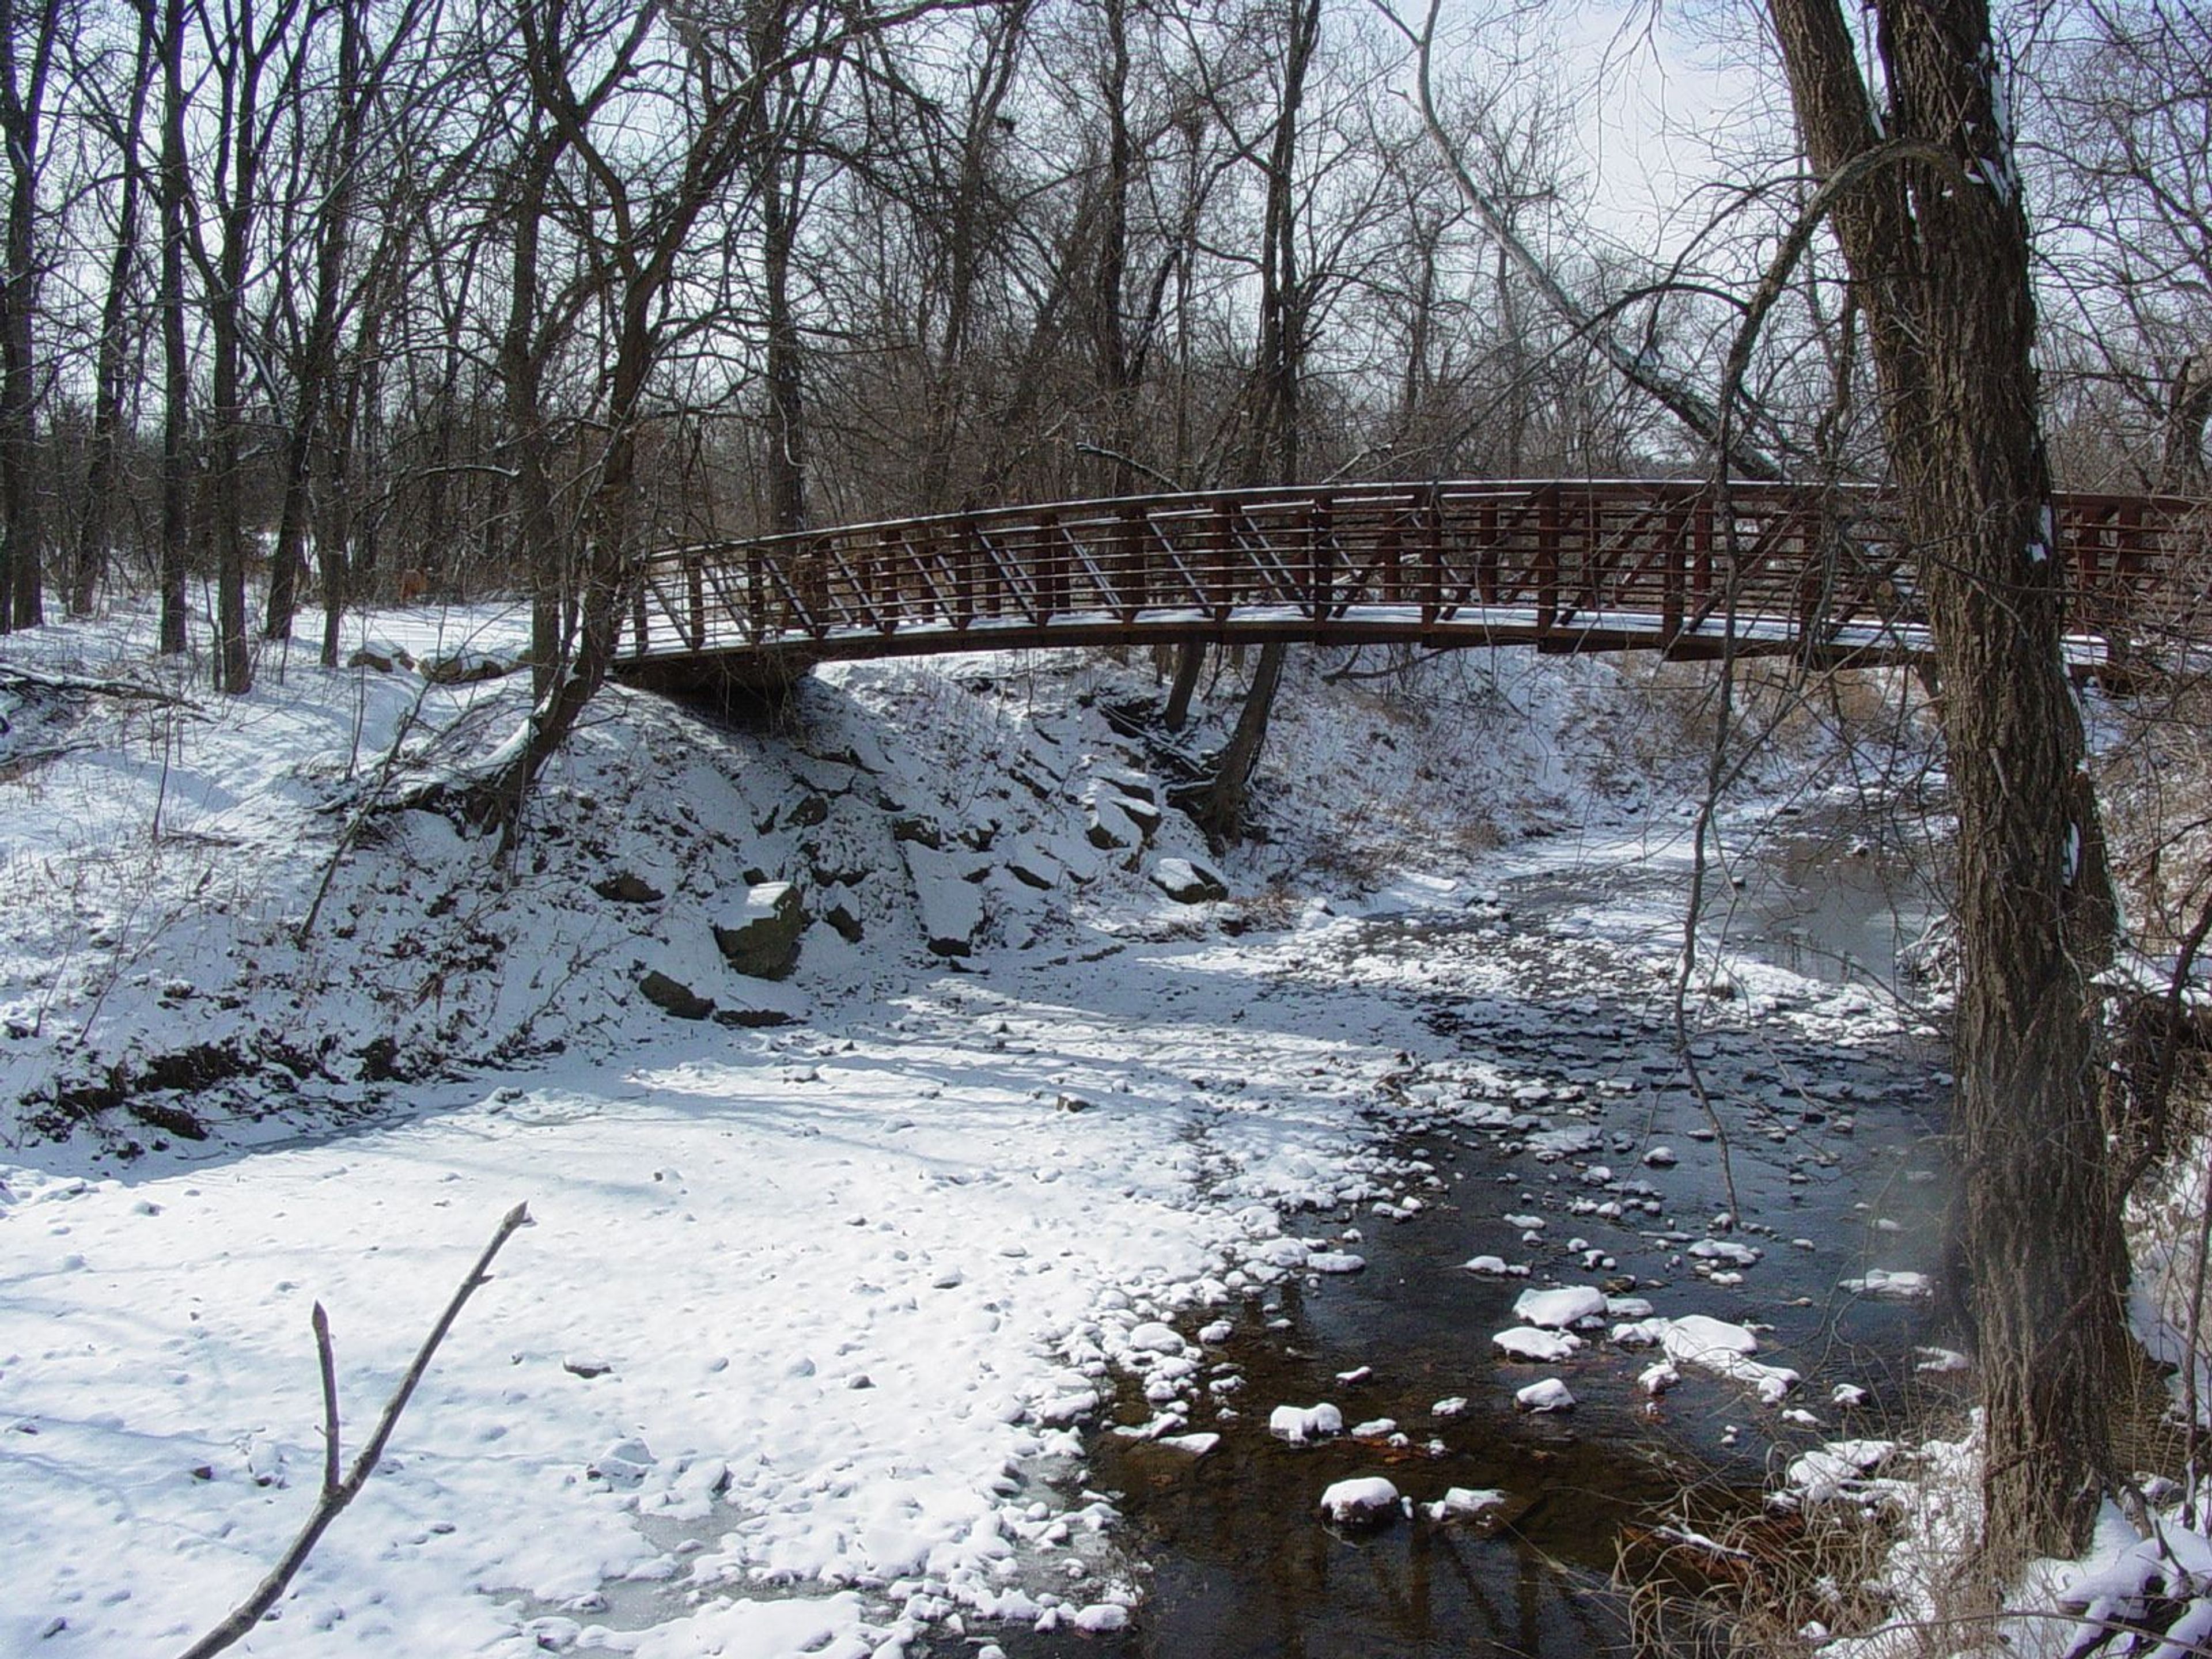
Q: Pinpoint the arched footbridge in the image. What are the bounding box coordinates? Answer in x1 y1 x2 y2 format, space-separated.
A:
609 479 2206 692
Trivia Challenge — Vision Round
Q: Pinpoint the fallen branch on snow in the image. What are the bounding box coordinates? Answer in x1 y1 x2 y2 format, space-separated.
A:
173 1202 533 1659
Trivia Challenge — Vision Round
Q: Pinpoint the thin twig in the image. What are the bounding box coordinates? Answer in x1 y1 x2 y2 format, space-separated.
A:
175 1203 532 1659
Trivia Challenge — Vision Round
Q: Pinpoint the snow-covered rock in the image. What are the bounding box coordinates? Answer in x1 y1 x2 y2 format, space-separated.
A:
1511 1285 1607 1328
1269 1403 1346 1444
1149 857 1228 904
1493 1326 1583 1362
1319 1476 1401 1525
1515 1379 1575 1412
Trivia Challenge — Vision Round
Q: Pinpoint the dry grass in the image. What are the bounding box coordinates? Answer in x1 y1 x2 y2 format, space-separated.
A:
1617 1498 1902 1658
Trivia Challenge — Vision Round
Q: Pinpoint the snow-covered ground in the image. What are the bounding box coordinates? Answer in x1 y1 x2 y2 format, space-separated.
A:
1 600 2198 1657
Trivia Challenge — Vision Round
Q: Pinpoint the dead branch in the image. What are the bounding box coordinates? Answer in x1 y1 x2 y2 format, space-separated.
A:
0 664 200 709
174 1202 533 1659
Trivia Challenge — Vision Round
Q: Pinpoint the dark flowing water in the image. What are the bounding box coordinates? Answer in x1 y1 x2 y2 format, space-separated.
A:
1017 823 1957 1659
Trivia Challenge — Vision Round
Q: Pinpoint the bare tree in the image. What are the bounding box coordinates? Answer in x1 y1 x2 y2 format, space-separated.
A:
0 0 62 630
155 0 190 654
1767 0 2128 1563
68 0 158 616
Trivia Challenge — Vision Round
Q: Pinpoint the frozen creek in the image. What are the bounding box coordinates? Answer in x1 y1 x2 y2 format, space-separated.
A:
0 811 1953 1659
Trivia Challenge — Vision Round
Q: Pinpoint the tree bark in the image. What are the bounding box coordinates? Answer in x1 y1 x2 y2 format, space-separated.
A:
0 0 62 631
1768 0 2127 1561
1200 0 1317 838
156 0 190 655
2164 347 2212 492
71 0 157 617
266 0 366 640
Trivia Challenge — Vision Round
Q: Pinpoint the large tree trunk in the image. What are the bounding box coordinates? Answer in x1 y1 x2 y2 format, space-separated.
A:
2164 347 2212 491
1768 0 2127 1562
760 150 808 535
156 0 190 655
0 0 61 631
71 0 156 616
1198 0 1317 839
266 0 363 640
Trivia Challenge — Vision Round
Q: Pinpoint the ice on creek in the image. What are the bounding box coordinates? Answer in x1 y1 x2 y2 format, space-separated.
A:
1502 1213 1545 1229
1269 1403 1346 1444
1842 1268 1932 1300
1493 1325 1585 1362
1426 1487 1509 1524
1516 1378 1576 1412
1613 1313 1800 1404
1511 1285 1607 1328
1319 1476 1403 1525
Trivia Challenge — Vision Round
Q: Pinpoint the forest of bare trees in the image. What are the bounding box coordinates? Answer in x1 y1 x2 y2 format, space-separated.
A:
0 0 2189 683
5 0 2212 1578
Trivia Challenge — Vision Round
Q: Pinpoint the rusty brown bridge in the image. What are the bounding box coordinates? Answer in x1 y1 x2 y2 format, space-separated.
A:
609 479 2206 691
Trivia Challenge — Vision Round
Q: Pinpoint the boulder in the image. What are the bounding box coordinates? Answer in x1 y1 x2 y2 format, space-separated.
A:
713 882 808 980
1149 857 1228 904
639 970 714 1021
421 649 512 685
903 844 984 957
594 872 665 904
1007 844 1063 891
1319 1476 1400 1527
1117 794 1163 839
1085 786 1142 849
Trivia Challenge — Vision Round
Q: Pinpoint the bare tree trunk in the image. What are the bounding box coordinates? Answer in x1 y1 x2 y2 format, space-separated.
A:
266 0 366 639
156 0 190 655
759 146 807 534
71 0 157 616
1768 0 2127 1562
0 0 61 631
1200 0 1316 838
2164 347 2212 491
1162 642 1203 730
499 142 560 700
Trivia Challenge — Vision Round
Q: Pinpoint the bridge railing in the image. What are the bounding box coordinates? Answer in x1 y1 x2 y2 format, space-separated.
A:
619 480 2203 666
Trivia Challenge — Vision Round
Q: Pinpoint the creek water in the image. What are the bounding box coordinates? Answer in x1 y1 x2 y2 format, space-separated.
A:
1020 817 1957 1659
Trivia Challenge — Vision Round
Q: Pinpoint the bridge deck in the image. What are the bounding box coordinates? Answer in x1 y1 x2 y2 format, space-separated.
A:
610 479 2203 687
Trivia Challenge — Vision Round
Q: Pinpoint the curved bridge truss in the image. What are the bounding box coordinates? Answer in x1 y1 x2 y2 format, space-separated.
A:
611 479 2204 688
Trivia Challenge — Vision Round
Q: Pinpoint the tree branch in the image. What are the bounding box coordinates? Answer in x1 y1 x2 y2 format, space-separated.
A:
175 1202 533 1659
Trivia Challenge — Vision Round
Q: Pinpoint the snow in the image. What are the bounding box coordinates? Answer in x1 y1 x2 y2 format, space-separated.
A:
1268 1403 1346 1444
1492 1326 1585 1362
1514 1379 1575 1412
1841 1268 1931 1300
1612 1314 1800 1404
1425 1487 1509 1524
1510 1285 1607 1328
1318 1476 1401 1525
0 600 1997 1652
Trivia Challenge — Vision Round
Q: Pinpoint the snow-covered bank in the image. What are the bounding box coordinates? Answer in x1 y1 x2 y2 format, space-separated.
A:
1 601 1972 1656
